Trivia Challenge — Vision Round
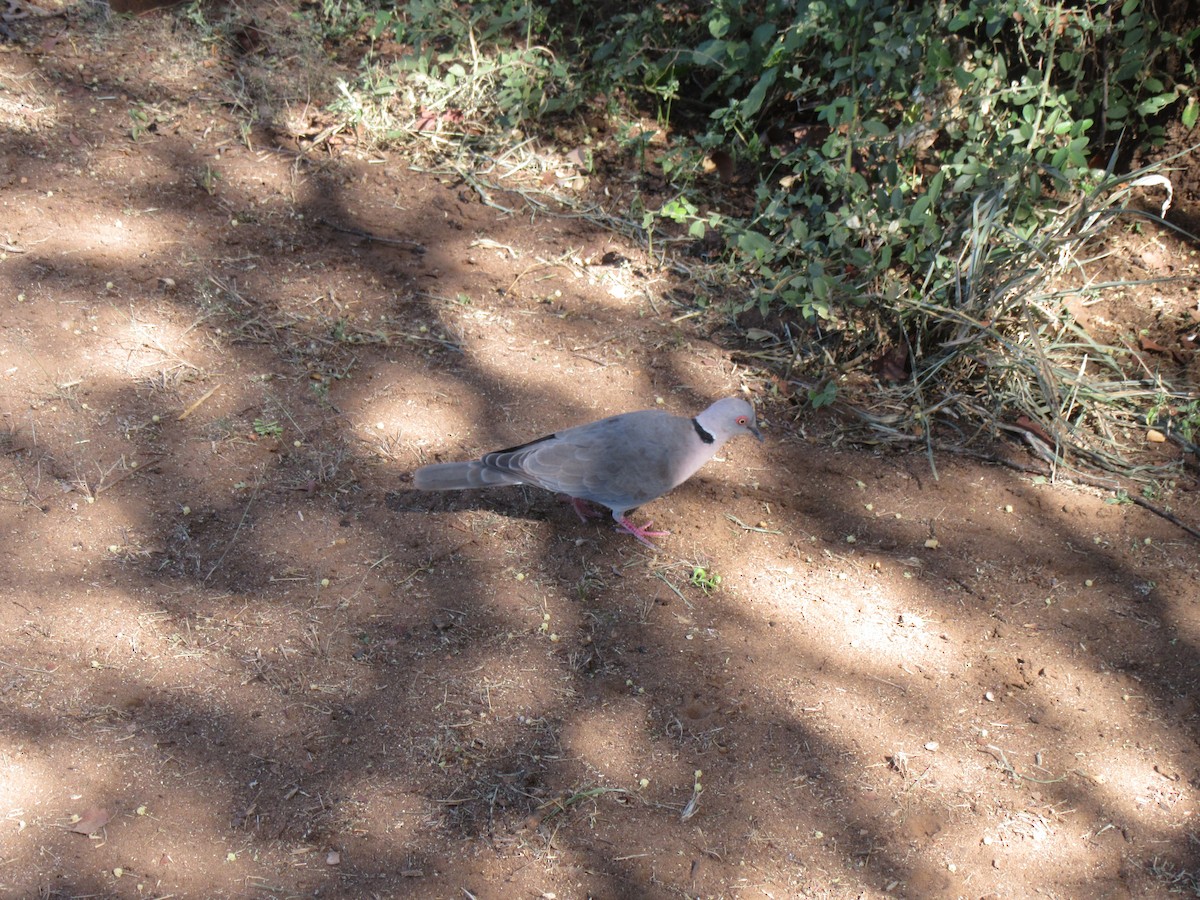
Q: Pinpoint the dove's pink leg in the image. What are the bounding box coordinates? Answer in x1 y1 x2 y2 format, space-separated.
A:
616 517 669 548
564 498 667 547
567 496 604 522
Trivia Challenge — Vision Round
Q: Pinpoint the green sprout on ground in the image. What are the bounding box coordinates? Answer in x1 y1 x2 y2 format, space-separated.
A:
690 566 721 594
253 418 283 438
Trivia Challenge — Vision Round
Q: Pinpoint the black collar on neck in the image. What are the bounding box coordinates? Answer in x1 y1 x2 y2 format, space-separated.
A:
692 418 715 444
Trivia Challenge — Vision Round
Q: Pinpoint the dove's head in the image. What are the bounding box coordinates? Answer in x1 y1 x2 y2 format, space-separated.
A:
696 397 763 445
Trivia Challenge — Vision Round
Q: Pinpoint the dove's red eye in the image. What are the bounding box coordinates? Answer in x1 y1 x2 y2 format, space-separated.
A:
736 416 747 425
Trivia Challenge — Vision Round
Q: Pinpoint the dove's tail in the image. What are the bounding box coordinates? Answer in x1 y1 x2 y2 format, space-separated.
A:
412 461 525 491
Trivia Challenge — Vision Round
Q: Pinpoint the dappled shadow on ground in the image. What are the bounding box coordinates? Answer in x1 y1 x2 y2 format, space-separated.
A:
0 6 1198 900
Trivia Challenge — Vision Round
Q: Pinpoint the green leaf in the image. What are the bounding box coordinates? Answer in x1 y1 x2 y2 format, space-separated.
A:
909 194 932 225
736 230 774 260
812 275 830 301
1183 97 1199 130
659 196 697 223
742 66 779 117
927 169 945 203
947 11 973 31
1136 92 1177 116
808 381 837 409
952 172 976 193
692 39 727 67
751 22 777 48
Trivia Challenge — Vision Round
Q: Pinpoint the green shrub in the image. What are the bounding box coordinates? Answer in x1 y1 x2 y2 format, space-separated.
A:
359 0 577 128
626 0 1197 325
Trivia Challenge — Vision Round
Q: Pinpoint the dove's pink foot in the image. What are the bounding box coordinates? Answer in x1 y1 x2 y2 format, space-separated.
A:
617 517 669 548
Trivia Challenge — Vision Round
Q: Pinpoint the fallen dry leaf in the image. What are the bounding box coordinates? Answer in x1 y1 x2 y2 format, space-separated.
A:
1138 333 1191 364
873 345 910 383
702 149 735 182
1013 415 1054 446
566 147 589 170
70 806 111 835
1139 334 1170 354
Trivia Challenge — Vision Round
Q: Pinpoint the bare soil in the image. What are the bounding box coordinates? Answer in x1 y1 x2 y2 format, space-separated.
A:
1 7 1199 900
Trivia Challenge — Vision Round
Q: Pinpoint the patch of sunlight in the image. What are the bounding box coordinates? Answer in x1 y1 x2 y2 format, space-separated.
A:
560 700 650 787
114 312 205 377
352 373 490 459
62 213 162 258
0 750 54 841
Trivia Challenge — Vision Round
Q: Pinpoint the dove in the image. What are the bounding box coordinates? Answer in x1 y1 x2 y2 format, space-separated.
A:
412 396 762 546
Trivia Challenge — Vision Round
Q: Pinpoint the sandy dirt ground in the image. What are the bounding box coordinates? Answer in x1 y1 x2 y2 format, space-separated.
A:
1 6 1199 899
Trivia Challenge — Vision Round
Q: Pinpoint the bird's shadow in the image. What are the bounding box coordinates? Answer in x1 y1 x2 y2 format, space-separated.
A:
386 486 569 527
387 488 664 549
